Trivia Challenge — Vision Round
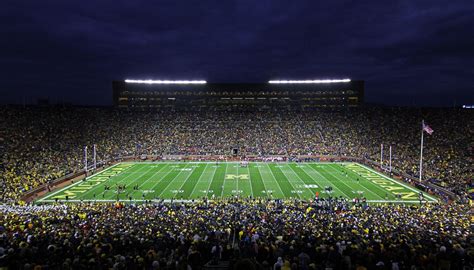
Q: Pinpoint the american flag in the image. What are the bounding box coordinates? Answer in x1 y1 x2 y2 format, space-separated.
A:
423 122 434 135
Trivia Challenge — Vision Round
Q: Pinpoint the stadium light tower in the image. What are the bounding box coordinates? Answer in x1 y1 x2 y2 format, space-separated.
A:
268 79 351 84
125 79 207 84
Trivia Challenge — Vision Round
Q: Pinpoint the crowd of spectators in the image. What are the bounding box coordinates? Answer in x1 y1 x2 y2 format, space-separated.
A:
1 106 471 202
0 105 472 269
0 199 471 269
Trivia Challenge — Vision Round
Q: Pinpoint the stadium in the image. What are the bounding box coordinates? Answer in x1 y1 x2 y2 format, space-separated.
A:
1 78 472 269
19 79 440 204
1 1 473 268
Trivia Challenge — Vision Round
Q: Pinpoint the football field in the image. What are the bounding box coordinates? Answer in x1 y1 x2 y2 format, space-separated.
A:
37 162 438 203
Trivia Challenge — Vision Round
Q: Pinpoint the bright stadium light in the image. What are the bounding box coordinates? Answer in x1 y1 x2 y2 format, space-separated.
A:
268 79 351 84
125 79 207 84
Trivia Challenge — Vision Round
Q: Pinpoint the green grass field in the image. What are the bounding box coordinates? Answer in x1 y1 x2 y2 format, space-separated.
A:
37 162 438 204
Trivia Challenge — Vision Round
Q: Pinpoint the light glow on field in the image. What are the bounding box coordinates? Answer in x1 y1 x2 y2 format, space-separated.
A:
268 79 351 84
125 79 207 84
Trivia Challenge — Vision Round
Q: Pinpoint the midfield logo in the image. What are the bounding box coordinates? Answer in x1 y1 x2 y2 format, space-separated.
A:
225 174 249 180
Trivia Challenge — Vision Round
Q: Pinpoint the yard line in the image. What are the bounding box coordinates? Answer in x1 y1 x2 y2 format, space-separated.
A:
315 165 359 199
182 163 212 199
267 163 300 199
187 164 214 199
126 163 171 199
255 163 285 198
156 163 195 198
225 163 240 197
207 164 226 198
145 163 188 200
171 164 201 199
303 164 353 199
246 164 254 198
201 164 218 198
103 163 164 201
289 164 342 199
322 164 384 200
280 164 315 199
248 163 269 198
167 163 205 199
220 163 229 198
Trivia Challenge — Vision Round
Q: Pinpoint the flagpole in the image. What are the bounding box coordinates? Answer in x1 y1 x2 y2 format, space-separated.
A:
419 120 424 181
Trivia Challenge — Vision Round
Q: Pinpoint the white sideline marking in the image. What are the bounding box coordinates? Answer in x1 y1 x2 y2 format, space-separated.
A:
38 199 429 204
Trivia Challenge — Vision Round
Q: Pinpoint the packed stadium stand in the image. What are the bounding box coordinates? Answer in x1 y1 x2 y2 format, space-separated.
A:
0 102 472 268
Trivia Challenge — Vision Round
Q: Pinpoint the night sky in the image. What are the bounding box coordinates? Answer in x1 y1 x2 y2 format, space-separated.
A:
1 0 473 106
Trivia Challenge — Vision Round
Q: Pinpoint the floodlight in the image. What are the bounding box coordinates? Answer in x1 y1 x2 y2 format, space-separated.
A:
268 79 351 84
125 79 207 84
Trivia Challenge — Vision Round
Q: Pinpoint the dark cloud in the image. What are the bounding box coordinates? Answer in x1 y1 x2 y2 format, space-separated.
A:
0 0 473 106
